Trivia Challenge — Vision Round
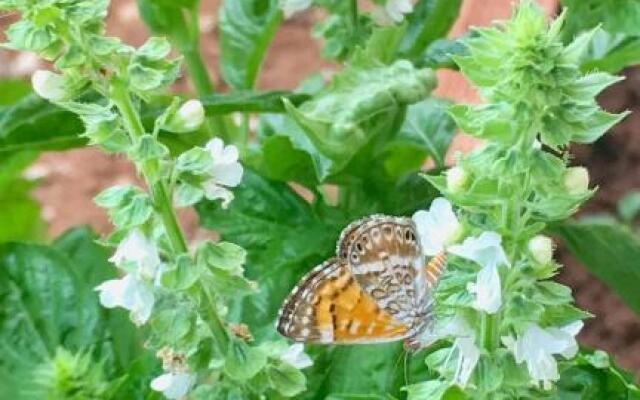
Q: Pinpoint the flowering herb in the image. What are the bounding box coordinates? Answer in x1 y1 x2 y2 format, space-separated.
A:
0 0 639 399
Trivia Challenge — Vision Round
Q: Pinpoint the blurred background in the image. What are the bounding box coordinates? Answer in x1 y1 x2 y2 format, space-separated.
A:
1 0 639 377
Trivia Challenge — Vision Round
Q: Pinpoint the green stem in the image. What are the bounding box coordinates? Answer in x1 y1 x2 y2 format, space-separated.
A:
111 83 189 254
349 0 359 38
111 82 230 349
481 313 498 351
183 47 215 97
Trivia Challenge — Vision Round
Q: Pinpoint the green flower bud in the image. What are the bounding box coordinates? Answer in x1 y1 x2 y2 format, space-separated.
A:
563 166 589 195
446 166 468 193
31 69 66 101
528 234 554 265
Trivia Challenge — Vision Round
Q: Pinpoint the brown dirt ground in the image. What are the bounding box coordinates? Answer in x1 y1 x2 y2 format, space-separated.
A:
1 0 638 376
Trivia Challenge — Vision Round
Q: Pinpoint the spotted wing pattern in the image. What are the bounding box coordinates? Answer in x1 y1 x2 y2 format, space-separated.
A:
277 215 448 347
338 216 429 337
276 258 410 344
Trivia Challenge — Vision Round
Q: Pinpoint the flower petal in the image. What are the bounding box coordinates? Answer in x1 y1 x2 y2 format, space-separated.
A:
412 197 461 256
467 263 502 314
449 231 510 269
203 181 234 208
280 343 313 369
211 161 243 187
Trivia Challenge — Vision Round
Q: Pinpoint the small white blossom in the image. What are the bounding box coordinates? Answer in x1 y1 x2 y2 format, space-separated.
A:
31 70 67 101
110 229 161 279
384 0 413 23
446 166 468 193
422 315 479 387
528 234 554 265
176 100 205 132
563 166 589 195
203 138 243 208
150 371 195 399
280 343 313 369
467 263 502 314
279 0 312 18
448 231 510 270
95 274 155 325
503 321 583 390
412 197 462 256
449 232 509 314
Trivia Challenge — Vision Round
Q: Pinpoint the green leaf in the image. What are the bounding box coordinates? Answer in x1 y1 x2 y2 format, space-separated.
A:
550 220 640 315
284 59 435 174
267 362 307 397
137 0 199 50
418 37 468 69
225 341 267 380
202 91 311 114
561 0 640 37
219 0 283 90
0 151 45 242
556 349 640 399
579 31 640 74
395 98 456 168
399 0 463 59
0 93 85 153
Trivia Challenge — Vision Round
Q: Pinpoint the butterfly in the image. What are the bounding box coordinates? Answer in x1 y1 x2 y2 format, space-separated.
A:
276 215 447 351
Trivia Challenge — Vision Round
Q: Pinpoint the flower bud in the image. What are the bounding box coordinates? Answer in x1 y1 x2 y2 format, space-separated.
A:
31 70 67 101
563 166 589 195
166 100 205 133
528 234 554 265
446 166 468 193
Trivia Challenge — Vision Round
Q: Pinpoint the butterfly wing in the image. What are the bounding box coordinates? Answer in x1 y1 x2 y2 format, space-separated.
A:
276 258 411 344
337 216 446 338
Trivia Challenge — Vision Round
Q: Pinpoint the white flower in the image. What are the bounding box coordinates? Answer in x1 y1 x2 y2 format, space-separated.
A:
448 231 510 270
110 229 161 279
446 166 468 193
423 315 479 387
280 343 313 369
528 235 554 265
385 0 413 23
449 232 509 314
150 371 195 399
503 321 583 390
412 197 462 256
563 166 589 195
203 138 243 208
31 70 67 101
176 100 205 132
279 0 312 18
95 274 155 325
466 263 502 314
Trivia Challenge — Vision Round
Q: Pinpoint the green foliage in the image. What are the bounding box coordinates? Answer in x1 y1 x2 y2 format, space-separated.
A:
202 91 311 114
219 0 283 90
0 151 45 242
556 350 640 399
560 0 640 73
550 220 640 316
0 227 155 399
284 58 436 175
452 4 626 149
399 0 463 60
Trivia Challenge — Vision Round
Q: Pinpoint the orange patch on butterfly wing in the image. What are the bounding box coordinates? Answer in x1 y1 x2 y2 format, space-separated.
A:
313 270 409 343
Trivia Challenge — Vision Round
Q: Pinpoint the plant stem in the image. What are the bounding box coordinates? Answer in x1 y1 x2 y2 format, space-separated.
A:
111 82 189 254
481 313 499 351
183 47 215 97
349 0 359 38
111 82 230 350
